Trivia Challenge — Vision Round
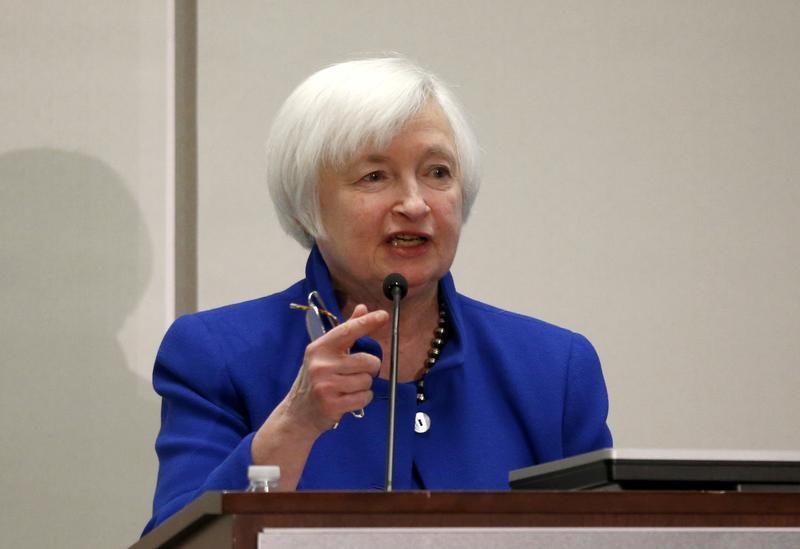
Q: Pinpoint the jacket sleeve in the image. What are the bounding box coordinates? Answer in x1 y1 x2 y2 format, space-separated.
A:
561 332 613 456
142 313 254 535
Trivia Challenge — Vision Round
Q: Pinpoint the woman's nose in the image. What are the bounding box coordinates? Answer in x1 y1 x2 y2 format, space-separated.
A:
392 179 431 219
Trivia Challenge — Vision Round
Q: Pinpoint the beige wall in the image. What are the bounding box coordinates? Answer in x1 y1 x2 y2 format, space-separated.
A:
2 1 799 547
0 1 167 546
198 0 800 450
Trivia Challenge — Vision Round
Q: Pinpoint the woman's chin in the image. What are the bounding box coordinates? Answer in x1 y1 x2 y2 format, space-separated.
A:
394 268 444 297
377 244 455 296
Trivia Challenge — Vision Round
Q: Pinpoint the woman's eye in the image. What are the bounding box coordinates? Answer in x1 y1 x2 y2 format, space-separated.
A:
361 171 385 183
430 166 451 178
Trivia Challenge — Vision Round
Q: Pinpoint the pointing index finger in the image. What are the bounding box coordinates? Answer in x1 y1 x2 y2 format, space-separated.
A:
325 308 389 354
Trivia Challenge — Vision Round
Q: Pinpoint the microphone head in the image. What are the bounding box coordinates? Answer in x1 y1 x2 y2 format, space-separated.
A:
382 273 408 301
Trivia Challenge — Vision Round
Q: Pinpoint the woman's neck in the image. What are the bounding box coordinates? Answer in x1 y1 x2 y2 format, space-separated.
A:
333 279 442 381
335 279 438 328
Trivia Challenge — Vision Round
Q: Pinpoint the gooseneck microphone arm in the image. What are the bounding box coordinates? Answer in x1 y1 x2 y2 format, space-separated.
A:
382 273 408 492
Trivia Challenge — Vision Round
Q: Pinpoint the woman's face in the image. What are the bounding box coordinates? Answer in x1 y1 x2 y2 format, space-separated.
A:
315 103 463 302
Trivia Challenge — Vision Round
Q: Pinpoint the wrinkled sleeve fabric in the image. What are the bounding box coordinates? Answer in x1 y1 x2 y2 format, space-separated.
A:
143 314 254 535
562 332 613 455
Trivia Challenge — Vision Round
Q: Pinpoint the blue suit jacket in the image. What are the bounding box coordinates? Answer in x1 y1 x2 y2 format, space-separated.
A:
144 247 611 533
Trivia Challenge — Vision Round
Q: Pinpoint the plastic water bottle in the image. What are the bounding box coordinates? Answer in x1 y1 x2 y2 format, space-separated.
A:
246 465 280 492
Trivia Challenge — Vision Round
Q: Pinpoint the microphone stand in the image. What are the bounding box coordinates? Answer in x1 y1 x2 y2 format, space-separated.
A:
382 273 407 492
385 285 401 491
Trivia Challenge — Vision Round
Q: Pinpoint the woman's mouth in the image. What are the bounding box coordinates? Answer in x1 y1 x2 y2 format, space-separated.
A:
388 234 428 247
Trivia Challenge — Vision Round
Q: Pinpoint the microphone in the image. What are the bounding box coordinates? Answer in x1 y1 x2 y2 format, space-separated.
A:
382 273 407 491
382 272 408 301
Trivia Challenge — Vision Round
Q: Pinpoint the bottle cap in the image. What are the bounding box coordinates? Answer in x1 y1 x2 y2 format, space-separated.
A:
248 465 280 482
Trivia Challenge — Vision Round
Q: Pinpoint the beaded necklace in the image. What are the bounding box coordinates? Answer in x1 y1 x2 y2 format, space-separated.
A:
415 307 446 404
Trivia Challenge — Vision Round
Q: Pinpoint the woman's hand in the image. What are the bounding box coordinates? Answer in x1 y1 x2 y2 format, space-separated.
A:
284 304 388 433
251 305 388 489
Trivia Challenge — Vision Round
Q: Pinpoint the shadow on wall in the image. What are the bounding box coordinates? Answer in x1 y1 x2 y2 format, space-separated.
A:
0 148 157 547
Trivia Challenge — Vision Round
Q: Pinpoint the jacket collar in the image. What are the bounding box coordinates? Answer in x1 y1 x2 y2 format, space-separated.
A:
303 244 465 369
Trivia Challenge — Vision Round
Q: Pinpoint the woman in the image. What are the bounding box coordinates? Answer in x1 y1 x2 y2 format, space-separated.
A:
144 57 611 534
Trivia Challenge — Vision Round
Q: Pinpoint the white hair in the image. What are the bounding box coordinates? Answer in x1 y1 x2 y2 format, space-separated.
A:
266 56 481 248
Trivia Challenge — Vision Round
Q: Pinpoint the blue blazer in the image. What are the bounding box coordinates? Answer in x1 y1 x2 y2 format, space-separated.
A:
144 247 612 533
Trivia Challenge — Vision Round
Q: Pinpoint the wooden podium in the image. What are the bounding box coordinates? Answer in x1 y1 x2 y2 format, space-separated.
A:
133 491 800 548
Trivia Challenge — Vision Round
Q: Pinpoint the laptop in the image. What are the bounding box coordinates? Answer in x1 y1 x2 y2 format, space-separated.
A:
509 448 800 491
